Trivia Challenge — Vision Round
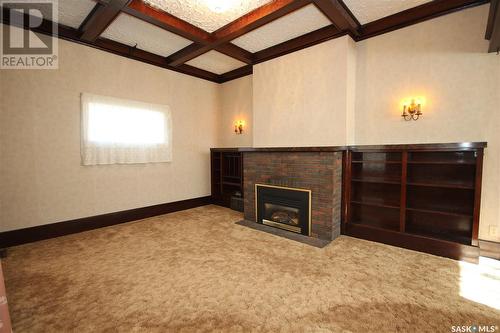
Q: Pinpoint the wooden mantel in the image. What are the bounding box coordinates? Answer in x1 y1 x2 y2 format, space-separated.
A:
211 142 487 153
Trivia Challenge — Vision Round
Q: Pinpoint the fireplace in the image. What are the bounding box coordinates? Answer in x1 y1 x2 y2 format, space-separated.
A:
255 184 311 236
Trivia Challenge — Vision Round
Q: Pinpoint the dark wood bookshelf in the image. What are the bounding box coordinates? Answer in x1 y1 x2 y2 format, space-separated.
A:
210 149 243 209
343 142 486 262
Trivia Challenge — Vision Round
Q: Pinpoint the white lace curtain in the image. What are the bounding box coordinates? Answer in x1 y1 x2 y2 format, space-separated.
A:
81 93 172 165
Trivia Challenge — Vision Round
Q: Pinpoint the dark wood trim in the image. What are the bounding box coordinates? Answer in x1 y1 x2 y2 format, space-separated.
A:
166 43 210 66
337 0 361 27
479 239 500 259
167 43 252 69
77 3 103 33
472 150 484 246
218 65 254 83
175 63 221 81
211 142 487 153
486 0 499 40
348 142 488 151
486 0 500 52
343 150 353 232
213 0 312 42
312 0 359 36
399 151 408 232
0 196 212 248
344 223 480 263
123 0 212 44
357 0 489 41
79 0 130 42
212 146 348 153
214 43 254 64
253 25 345 64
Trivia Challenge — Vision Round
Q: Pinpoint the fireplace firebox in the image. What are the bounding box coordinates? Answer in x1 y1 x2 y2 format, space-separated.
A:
255 184 311 236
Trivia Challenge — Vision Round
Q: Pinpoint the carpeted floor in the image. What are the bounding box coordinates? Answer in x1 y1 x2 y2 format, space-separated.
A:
3 205 500 332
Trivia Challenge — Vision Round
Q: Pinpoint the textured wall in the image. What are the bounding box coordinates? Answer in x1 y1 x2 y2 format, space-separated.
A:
218 76 253 147
0 37 219 232
252 36 355 147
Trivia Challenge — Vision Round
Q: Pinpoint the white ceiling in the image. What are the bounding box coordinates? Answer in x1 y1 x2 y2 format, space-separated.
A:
343 0 432 24
231 4 331 53
185 50 247 74
36 0 96 29
142 0 273 33
101 13 192 57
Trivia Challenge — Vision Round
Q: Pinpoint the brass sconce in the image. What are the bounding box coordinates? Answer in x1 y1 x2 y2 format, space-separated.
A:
234 120 245 134
402 99 423 121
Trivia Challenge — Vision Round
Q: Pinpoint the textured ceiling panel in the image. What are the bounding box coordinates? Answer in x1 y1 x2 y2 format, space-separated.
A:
343 0 432 24
101 13 192 57
185 50 247 74
231 4 331 53
143 0 273 33
36 0 96 28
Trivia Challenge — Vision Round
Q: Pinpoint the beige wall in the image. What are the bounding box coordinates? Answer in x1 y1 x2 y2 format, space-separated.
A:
218 76 253 147
252 36 356 147
0 35 219 232
354 4 500 241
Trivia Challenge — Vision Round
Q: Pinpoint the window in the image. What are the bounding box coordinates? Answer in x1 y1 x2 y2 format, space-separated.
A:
81 93 172 165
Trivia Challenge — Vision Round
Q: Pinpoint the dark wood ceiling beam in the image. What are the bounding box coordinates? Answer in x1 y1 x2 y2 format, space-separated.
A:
253 25 344 64
486 0 500 52
79 0 130 42
218 65 254 84
213 0 312 42
123 0 212 44
312 0 360 36
214 43 254 64
166 42 253 67
358 0 489 41
165 43 208 66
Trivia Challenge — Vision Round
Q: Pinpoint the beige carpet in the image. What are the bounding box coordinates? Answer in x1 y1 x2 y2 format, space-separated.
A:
3 205 499 332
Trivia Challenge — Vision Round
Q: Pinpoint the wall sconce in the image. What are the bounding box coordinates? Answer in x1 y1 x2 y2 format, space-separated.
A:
402 99 423 121
234 120 245 134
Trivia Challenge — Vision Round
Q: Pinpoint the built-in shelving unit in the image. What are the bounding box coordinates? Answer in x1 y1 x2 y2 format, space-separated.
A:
210 149 243 208
343 142 486 262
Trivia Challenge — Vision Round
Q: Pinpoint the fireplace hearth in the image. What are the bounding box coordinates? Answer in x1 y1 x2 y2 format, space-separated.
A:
256 184 311 236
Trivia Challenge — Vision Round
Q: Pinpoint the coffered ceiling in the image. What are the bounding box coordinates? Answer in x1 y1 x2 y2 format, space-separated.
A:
0 0 490 83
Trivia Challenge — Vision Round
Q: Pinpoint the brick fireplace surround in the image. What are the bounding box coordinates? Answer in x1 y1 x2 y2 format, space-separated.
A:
242 148 344 241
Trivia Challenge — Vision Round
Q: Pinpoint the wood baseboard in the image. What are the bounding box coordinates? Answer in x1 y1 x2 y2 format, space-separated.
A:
343 223 480 263
479 239 500 260
0 196 212 248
